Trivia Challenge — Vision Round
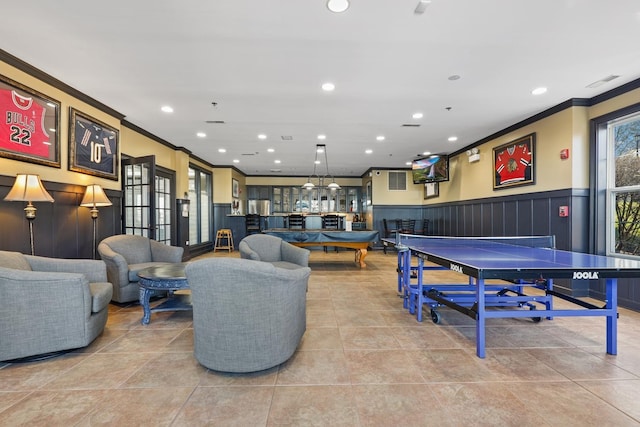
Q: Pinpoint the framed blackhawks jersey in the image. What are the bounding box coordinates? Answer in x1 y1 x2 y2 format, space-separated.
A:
0 74 60 168
69 108 119 180
493 133 535 190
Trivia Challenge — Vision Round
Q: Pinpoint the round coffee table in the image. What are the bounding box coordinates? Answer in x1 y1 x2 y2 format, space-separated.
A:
137 263 190 325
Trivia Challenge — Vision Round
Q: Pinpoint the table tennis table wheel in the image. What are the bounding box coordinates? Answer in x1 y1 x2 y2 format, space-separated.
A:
430 309 441 324
529 306 542 323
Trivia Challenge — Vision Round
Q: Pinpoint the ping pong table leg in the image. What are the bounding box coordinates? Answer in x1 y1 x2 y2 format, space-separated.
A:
415 257 424 322
606 278 618 355
476 278 486 358
545 278 554 319
397 251 403 294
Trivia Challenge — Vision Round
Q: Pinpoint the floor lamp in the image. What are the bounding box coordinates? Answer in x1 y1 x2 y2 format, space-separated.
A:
3 174 55 256
80 184 112 259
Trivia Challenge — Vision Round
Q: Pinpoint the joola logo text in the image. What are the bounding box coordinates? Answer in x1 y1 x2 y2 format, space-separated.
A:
450 264 463 273
573 271 599 279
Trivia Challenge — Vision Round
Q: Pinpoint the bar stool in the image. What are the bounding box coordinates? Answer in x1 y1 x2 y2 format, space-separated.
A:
214 229 234 252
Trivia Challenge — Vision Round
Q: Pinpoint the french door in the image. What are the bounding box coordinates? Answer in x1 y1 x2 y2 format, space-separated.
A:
122 155 175 244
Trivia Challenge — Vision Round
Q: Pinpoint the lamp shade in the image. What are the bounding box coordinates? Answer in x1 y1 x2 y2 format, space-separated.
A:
327 180 341 190
4 174 54 203
80 184 112 207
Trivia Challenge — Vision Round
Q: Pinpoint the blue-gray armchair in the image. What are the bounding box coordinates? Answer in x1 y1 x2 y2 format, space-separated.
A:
239 234 309 269
97 234 184 303
185 257 311 373
0 250 112 361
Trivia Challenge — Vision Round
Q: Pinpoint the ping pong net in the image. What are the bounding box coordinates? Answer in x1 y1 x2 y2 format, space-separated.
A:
395 234 556 250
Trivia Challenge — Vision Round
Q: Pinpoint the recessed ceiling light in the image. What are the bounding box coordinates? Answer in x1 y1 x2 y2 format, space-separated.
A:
376 135 385 141
531 87 548 95
412 112 424 119
258 134 267 140
448 136 458 142
233 159 240 163
405 161 412 166
422 151 431 156
218 148 226 153
315 160 321 164
327 0 349 13
196 132 206 138
365 149 373 154
274 159 281 164
322 82 335 92
448 75 461 81
267 148 275 153
317 134 326 140
161 105 173 113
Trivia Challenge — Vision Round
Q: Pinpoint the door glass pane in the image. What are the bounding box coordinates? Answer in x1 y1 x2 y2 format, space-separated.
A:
200 173 210 241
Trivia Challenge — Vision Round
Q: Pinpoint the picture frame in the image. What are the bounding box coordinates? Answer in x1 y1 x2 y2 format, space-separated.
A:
232 178 239 198
493 133 535 190
424 182 439 199
69 108 119 180
0 74 60 168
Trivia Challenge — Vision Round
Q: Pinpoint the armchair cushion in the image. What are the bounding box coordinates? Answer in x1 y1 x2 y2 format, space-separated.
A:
98 234 184 303
89 282 114 313
0 251 32 271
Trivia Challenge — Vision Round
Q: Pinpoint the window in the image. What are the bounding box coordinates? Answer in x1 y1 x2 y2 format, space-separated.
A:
607 113 640 258
188 166 212 246
155 174 172 245
388 171 407 191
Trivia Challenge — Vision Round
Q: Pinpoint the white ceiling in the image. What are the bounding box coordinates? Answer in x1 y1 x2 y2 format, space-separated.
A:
2 0 640 177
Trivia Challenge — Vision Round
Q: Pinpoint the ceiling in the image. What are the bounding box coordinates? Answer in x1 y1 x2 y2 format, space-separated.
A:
2 1 640 177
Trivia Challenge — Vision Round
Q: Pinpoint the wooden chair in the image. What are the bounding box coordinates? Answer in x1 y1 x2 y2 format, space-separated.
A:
245 214 261 235
396 219 416 234
322 214 341 229
287 214 305 229
420 219 430 235
322 214 341 252
382 219 399 254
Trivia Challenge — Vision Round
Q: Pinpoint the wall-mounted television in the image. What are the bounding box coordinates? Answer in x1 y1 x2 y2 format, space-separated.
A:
412 154 449 183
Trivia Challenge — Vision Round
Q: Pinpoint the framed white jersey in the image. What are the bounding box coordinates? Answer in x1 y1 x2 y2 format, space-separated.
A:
69 108 119 180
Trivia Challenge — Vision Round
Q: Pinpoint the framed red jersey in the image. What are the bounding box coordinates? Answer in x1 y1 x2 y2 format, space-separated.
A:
493 133 535 190
69 108 119 180
0 75 60 168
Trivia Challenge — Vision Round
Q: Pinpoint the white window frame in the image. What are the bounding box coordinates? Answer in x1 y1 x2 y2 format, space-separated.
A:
605 112 640 259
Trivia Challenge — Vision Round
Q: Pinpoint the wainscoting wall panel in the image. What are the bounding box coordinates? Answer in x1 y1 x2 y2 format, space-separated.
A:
0 175 121 259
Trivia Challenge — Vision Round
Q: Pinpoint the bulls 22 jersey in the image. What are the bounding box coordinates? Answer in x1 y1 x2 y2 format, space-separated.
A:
0 89 50 157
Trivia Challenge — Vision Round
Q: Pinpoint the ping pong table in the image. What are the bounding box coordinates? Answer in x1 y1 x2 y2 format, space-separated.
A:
390 234 640 358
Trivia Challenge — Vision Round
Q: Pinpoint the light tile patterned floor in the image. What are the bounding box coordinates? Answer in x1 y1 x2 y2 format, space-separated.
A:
2 249 640 426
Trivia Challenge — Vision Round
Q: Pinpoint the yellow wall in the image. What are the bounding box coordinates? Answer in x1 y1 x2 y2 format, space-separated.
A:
447 91 639 203
371 171 424 205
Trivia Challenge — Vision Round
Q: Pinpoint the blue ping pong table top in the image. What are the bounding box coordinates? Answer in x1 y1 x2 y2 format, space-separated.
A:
394 235 640 280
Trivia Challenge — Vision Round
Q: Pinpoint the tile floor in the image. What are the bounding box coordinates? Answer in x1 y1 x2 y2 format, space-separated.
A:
2 249 640 426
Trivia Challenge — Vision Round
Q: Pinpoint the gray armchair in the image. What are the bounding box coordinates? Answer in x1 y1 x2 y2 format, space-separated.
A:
239 234 309 269
185 257 311 373
98 235 184 303
0 250 112 361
